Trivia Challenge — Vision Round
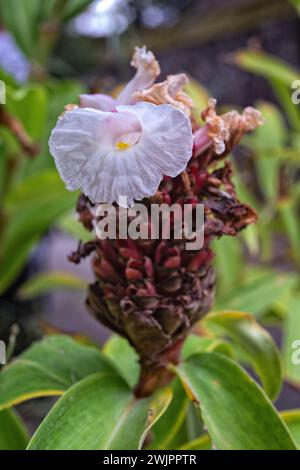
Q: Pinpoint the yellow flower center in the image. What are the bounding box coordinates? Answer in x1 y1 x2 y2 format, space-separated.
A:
115 141 131 151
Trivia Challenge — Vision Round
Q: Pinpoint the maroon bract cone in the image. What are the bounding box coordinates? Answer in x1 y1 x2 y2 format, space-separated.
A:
69 100 259 397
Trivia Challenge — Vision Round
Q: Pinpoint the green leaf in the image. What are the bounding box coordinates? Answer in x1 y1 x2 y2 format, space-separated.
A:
213 235 243 296
62 0 94 21
174 352 297 450
248 102 287 201
103 335 140 389
232 162 259 210
5 169 63 210
281 409 300 448
283 296 300 384
0 0 41 57
7 85 48 140
251 101 288 151
28 374 172 450
0 170 78 293
233 50 300 131
0 234 40 297
184 78 209 124
255 153 280 202
277 198 300 266
18 270 87 299
216 271 297 317
0 68 18 89
0 409 29 450
290 0 300 14
57 211 93 242
177 433 211 451
147 379 189 450
0 335 117 410
0 142 8 201
204 311 282 399
271 79 300 132
241 223 260 257
234 49 300 86
46 80 83 133
182 335 233 360
139 387 173 450
231 167 261 255
28 79 85 172
243 102 287 205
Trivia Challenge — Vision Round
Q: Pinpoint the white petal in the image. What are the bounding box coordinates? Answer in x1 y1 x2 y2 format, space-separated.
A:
79 93 117 111
49 107 161 206
117 46 160 105
49 103 193 207
116 102 193 177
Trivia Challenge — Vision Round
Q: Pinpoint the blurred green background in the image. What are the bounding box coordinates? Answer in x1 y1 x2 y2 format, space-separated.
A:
0 0 300 428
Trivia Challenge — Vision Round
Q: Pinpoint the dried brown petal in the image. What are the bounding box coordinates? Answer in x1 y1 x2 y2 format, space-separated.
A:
130 46 161 80
201 98 264 155
133 73 194 116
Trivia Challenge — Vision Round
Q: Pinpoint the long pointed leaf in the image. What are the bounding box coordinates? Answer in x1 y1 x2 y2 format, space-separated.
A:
174 352 296 450
204 311 282 399
27 374 172 450
0 335 116 410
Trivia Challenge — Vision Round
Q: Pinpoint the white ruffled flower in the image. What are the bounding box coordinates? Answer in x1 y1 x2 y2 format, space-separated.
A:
49 102 193 207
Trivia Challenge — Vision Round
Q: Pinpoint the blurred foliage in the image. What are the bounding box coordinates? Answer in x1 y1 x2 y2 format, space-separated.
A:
290 0 300 14
0 2 93 296
0 0 300 450
184 49 300 394
0 80 83 293
0 0 94 64
0 408 29 450
216 50 300 390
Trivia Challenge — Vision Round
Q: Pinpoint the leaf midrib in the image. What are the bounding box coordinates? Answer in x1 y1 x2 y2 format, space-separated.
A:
2 358 70 388
102 397 137 450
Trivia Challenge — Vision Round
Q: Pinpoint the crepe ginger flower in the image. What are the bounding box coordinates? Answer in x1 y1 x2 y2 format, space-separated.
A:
49 47 193 207
64 49 263 397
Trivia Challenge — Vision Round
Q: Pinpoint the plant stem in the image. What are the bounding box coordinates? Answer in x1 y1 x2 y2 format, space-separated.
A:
134 338 184 398
0 106 39 157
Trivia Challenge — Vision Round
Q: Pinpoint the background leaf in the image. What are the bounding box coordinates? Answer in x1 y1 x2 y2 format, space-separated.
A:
18 270 87 300
215 271 297 317
0 409 29 450
175 352 296 450
182 335 233 360
204 311 282 399
213 235 244 297
0 0 41 57
281 409 300 448
62 0 94 21
233 49 300 86
277 198 300 266
249 101 287 201
147 379 189 450
57 211 93 242
0 335 116 410
177 433 211 451
0 170 78 293
283 296 300 384
6 85 48 140
184 78 209 124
